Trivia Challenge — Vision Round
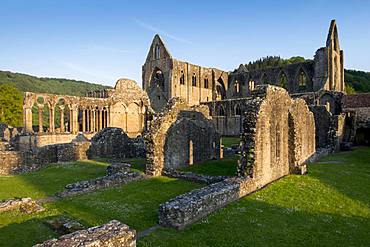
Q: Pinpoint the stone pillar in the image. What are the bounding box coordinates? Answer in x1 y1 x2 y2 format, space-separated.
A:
92 109 96 132
82 109 86 132
86 109 90 132
189 140 193 165
49 106 55 133
23 107 33 133
59 106 65 133
99 109 103 131
107 107 110 127
72 108 79 133
138 113 143 132
37 105 44 133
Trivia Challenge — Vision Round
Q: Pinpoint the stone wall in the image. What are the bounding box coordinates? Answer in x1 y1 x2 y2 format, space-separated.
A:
0 142 91 176
87 128 145 160
23 78 150 139
15 133 95 151
0 197 44 214
309 106 337 149
34 220 136 247
142 35 229 112
158 86 316 229
0 150 24 175
145 98 221 176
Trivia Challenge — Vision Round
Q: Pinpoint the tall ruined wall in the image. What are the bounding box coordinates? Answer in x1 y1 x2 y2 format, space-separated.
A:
228 61 315 96
238 85 316 178
159 85 316 229
142 35 228 112
145 98 221 176
288 99 316 172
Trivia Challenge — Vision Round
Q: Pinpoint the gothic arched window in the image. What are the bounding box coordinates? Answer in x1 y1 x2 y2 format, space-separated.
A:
192 73 197 86
180 70 185 85
279 72 288 88
154 45 160 60
298 70 307 87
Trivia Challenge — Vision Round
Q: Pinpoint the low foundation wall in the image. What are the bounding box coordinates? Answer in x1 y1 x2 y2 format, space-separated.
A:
17 133 95 151
159 180 240 229
34 220 136 247
0 142 91 176
0 151 23 175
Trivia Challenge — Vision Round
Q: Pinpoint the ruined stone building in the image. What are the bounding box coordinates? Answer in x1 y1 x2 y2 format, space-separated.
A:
142 35 229 112
143 20 347 141
158 85 316 229
21 78 150 148
144 98 221 176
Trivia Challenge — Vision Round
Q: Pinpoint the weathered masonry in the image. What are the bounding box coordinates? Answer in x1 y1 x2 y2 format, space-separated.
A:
201 20 345 136
21 78 150 147
159 85 316 229
145 98 221 176
143 20 344 115
142 35 229 112
342 93 370 145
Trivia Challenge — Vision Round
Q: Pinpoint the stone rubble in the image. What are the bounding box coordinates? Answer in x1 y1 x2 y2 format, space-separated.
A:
34 220 136 247
56 171 145 198
0 197 44 214
162 169 229 184
45 217 85 235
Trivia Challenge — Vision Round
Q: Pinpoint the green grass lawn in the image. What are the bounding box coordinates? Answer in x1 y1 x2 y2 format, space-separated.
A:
0 160 108 200
0 177 202 247
140 147 370 247
0 147 369 247
181 155 239 176
221 136 240 148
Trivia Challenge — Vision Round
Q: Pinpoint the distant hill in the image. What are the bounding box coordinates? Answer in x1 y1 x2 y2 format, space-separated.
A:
344 69 370 93
0 70 111 96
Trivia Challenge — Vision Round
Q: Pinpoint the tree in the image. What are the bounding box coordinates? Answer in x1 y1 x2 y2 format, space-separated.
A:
0 84 23 126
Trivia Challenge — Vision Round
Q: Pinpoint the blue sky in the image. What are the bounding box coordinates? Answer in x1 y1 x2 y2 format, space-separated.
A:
0 0 369 87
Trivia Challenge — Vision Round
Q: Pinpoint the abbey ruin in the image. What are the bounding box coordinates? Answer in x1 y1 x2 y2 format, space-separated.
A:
1 19 370 246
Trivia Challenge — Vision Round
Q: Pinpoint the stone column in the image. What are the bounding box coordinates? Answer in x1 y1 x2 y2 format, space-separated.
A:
92 109 96 132
37 105 44 133
82 108 86 132
189 140 193 165
86 109 90 132
59 106 65 133
107 107 110 127
99 108 103 131
71 108 79 133
49 106 55 133
23 107 33 133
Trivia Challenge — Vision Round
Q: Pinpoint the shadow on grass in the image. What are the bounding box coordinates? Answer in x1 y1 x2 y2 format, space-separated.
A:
0 160 109 200
140 198 370 247
180 155 239 177
308 146 370 206
45 177 203 232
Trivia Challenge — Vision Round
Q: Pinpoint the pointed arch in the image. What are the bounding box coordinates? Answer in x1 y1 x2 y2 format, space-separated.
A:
192 73 197 86
298 68 308 88
278 71 288 88
218 105 226 116
261 73 268 84
150 67 165 89
326 20 340 52
216 77 226 100
234 104 242 116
